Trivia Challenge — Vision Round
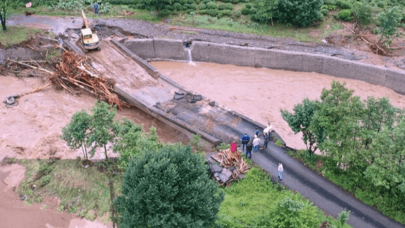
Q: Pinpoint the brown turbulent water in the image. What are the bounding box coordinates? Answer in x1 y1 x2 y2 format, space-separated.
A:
151 61 405 150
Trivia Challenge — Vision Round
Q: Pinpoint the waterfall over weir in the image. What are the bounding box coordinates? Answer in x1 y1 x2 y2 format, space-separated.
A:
186 49 195 66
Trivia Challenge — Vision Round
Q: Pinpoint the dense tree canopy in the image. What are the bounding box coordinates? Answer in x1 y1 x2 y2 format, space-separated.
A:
272 0 323 27
115 145 224 228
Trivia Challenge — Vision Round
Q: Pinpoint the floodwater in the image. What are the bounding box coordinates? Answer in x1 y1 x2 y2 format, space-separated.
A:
151 61 405 150
0 75 190 160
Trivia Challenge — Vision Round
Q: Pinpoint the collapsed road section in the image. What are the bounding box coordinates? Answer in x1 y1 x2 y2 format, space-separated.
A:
85 38 284 146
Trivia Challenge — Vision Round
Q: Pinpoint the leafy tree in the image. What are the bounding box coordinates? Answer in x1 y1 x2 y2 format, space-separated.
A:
272 0 323 27
352 1 373 25
310 81 365 166
0 0 9 30
61 110 92 160
252 0 276 25
337 210 351 228
115 145 224 228
281 98 320 154
378 6 403 41
268 197 318 228
113 119 163 170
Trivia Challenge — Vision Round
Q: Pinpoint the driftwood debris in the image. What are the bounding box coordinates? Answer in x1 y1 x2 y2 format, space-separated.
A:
211 149 250 186
347 24 392 57
3 50 128 109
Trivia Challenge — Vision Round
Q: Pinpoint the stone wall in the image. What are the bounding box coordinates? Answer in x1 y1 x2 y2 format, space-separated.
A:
122 39 405 95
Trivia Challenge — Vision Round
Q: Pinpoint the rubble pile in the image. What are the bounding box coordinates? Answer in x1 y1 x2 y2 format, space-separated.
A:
209 149 250 187
2 49 128 109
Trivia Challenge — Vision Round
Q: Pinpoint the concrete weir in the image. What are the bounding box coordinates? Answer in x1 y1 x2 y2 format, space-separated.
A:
123 38 405 95
111 39 284 146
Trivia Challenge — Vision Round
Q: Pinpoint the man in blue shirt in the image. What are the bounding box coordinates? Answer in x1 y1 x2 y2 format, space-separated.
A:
240 133 251 151
94 2 99 15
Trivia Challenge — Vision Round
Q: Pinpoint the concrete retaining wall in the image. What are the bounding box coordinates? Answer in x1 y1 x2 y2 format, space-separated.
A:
124 39 405 95
123 38 188 61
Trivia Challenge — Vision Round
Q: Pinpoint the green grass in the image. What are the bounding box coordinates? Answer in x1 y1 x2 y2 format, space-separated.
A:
217 166 352 227
17 159 122 221
287 150 405 225
0 26 45 47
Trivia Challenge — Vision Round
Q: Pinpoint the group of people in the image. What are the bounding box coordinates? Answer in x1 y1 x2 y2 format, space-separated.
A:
237 123 284 181
240 123 273 159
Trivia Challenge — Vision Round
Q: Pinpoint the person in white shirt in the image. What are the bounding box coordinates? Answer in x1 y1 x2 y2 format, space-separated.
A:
263 122 273 137
253 135 261 153
278 163 283 181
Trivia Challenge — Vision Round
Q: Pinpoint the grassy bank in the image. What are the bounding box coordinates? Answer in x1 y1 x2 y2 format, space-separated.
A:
13 5 344 43
287 150 405 225
16 159 122 223
0 26 48 47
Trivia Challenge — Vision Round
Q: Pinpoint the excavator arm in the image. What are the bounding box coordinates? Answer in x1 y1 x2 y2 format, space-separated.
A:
81 10 89 29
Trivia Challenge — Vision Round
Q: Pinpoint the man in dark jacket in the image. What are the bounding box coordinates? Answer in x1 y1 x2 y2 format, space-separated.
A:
246 141 253 159
240 133 251 151
263 133 270 149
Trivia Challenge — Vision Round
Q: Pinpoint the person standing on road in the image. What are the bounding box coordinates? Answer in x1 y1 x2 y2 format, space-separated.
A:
94 2 99 15
263 122 273 137
230 141 237 153
263 133 270 149
278 163 283 181
253 135 261 153
240 133 251 151
255 127 260 137
246 141 253 159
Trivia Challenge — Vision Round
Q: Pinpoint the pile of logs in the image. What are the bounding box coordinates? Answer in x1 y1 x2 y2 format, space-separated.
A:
210 148 250 186
2 49 128 109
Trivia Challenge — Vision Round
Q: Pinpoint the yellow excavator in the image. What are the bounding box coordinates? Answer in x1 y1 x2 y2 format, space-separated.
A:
81 10 100 52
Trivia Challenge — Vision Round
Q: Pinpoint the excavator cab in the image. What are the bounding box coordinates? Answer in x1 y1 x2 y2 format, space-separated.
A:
80 10 100 51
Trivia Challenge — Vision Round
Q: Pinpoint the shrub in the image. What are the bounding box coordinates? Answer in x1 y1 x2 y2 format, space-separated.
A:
337 0 351 9
231 0 239 3
225 3 233 10
321 8 329 16
202 0 211 3
377 2 384 8
232 10 241 18
241 6 250 15
219 10 232 17
183 4 189 10
115 146 224 228
206 1 217 9
352 2 373 24
198 3 207 9
337 9 352 21
173 2 182 10
189 3 197 10
273 0 324 27
206 9 218 16
249 8 256 14
245 3 252 9
218 4 226 10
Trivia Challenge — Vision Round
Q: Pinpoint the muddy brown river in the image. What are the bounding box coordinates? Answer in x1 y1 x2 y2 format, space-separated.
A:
151 61 405 150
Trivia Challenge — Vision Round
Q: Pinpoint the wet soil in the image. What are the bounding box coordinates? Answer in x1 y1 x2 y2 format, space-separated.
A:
151 61 405 150
0 75 190 160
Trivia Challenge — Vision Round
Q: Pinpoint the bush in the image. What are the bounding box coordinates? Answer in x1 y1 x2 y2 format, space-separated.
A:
337 0 351 9
321 8 329 16
352 2 373 24
377 2 384 8
232 10 241 18
231 0 239 3
198 3 207 9
114 146 224 228
206 9 218 16
219 10 232 17
218 4 226 10
245 3 252 9
337 9 352 21
249 8 256 14
241 6 250 15
225 2 233 10
173 2 182 10
206 1 217 9
189 3 197 10
273 0 324 27
202 0 211 3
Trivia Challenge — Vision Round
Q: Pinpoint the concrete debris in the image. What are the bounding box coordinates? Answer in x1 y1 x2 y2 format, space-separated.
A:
3 95 18 108
209 101 215 106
